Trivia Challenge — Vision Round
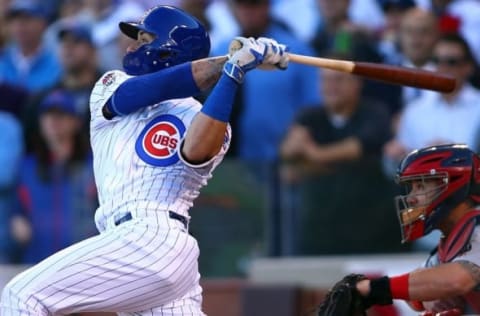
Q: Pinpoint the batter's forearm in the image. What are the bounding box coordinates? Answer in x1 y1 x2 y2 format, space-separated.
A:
191 56 228 91
182 112 227 163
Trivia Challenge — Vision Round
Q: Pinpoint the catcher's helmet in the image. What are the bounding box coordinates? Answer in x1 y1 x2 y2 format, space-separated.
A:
119 5 210 75
395 144 480 243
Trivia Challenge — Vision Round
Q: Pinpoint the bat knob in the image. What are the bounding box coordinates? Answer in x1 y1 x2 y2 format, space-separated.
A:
228 39 243 57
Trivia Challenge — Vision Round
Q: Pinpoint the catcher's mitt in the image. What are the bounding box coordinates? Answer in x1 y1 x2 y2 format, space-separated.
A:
317 274 368 316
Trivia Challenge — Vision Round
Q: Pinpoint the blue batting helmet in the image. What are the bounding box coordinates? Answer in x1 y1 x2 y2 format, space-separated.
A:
119 5 211 76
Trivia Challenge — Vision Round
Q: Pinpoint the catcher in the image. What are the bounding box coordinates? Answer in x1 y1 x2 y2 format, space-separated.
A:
317 144 480 316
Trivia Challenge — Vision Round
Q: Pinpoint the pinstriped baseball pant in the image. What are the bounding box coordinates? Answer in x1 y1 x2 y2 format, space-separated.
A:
0 212 205 315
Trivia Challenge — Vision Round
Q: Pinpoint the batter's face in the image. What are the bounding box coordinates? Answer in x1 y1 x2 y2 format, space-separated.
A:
126 30 155 53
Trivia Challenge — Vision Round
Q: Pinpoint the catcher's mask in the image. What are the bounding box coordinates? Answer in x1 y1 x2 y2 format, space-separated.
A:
119 5 211 76
395 144 480 243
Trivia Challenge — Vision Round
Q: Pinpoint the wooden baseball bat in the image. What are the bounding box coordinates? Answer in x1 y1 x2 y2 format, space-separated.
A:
229 40 456 93
288 53 456 93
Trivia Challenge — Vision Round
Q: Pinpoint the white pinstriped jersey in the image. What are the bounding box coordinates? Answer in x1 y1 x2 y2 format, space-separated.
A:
90 70 231 231
1 69 229 315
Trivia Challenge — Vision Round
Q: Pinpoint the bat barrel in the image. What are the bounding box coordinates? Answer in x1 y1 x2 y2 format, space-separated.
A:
353 62 456 93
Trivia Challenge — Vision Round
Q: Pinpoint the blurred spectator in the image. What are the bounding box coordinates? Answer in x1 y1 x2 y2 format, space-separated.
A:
215 0 320 160
55 22 100 120
176 0 236 58
0 82 28 118
0 0 29 126
46 0 144 72
23 22 101 153
416 0 480 63
376 0 417 65
131 0 181 9
0 0 11 50
11 89 97 264
271 0 319 42
310 0 401 119
0 111 23 263
347 0 386 32
384 33 480 170
204 0 241 51
310 0 379 60
383 33 480 250
43 0 89 51
396 8 439 105
272 0 385 43
212 0 320 256
57 0 85 18
82 0 143 71
180 0 211 33
205 0 385 52
280 62 406 255
377 7 440 133
0 0 62 93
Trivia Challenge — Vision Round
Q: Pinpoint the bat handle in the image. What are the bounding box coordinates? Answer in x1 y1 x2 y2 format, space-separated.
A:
288 54 355 72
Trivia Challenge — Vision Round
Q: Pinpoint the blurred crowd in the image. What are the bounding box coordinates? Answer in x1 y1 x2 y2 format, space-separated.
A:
1 0 480 266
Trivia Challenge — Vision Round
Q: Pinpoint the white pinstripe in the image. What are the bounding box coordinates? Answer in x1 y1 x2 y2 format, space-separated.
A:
1 213 202 315
1 70 229 315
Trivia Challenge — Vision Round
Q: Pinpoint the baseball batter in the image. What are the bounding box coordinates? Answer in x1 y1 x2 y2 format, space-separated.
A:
318 144 480 315
0 5 288 315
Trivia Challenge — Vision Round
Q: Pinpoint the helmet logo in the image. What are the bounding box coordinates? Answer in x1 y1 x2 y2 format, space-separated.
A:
135 114 186 166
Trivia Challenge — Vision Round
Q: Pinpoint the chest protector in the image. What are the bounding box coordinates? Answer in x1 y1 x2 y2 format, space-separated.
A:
437 210 480 313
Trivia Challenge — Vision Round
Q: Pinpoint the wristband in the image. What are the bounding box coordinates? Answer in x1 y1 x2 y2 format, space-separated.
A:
200 74 238 122
389 273 410 300
365 276 393 306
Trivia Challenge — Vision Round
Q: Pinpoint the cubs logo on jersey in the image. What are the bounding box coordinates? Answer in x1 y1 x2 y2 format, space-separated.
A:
135 114 186 166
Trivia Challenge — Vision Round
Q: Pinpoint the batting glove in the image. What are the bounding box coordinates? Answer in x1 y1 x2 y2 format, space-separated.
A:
223 37 267 84
257 37 289 70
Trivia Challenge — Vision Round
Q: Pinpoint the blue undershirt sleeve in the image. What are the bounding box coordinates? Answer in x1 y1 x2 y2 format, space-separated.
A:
107 62 200 116
200 74 238 122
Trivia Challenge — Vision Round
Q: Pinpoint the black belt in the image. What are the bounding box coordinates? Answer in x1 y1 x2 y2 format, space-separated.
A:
114 211 188 229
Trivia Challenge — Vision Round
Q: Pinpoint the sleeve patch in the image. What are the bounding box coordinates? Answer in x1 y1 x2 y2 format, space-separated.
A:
102 73 116 87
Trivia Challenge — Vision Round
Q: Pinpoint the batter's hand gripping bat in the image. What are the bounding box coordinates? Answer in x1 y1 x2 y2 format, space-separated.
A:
229 39 456 93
